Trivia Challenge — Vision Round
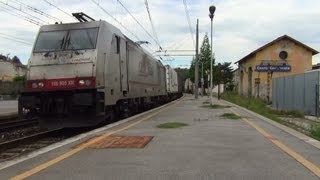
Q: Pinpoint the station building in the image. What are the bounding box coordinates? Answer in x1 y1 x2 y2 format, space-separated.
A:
235 35 319 101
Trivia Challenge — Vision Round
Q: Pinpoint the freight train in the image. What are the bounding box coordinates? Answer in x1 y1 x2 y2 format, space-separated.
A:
18 13 182 129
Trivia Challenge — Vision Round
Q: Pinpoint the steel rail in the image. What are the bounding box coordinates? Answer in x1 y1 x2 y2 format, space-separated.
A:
0 128 62 152
0 118 38 131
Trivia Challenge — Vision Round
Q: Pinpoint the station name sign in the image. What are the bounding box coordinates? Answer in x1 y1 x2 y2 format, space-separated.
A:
256 65 291 72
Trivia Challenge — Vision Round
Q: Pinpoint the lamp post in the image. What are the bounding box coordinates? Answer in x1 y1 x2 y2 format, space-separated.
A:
209 5 216 105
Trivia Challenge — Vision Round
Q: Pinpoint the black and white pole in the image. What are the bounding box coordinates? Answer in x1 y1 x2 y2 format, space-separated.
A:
209 5 216 104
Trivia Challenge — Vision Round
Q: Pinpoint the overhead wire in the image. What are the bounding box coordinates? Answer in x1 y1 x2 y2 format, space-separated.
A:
11 0 61 22
116 0 160 49
91 0 159 54
144 0 174 62
0 1 48 24
183 0 195 48
165 36 191 50
0 36 31 46
0 32 32 44
144 0 161 49
0 5 43 26
0 34 32 46
91 0 141 41
41 0 74 19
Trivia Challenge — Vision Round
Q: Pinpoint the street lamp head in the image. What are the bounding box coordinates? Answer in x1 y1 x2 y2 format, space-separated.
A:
209 6 216 15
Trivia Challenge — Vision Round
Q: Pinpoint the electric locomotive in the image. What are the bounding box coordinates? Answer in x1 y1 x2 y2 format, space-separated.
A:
19 13 176 128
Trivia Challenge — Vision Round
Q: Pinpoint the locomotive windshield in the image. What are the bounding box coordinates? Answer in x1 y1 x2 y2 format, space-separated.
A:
66 28 98 50
34 30 67 52
34 28 99 52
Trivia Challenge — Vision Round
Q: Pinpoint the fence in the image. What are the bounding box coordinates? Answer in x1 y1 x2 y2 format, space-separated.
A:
272 70 320 116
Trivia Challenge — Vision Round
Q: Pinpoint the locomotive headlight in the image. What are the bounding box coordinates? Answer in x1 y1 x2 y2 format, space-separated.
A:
38 82 44 88
32 82 38 88
79 80 85 86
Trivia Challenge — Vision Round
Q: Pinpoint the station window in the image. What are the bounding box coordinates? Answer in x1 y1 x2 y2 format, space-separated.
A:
115 36 120 54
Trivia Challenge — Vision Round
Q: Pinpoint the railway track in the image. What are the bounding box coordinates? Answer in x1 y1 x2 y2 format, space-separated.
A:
0 118 38 131
0 98 180 163
0 128 82 162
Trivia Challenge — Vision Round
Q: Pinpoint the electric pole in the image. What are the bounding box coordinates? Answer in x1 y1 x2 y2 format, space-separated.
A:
194 19 199 99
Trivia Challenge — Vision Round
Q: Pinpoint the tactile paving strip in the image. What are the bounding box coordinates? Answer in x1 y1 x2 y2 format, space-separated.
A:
88 135 153 149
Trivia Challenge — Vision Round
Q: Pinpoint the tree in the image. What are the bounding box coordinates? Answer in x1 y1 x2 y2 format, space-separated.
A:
0 54 7 61
11 56 21 64
198 34 212 88
188 34 234 89
212 62 234 86
188 34 212 85
188 57 195 83
174 67 189 82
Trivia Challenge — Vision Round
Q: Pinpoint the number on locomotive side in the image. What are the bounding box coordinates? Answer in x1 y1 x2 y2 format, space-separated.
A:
59 81 67 86
51 81 59 86
68 80 74 85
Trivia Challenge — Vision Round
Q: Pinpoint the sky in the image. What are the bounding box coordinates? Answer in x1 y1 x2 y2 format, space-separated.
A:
0 0 320 69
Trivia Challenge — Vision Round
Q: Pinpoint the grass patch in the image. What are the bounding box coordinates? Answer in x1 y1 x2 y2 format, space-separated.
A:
271 109 305 118
157 122 188 129
221 91 282 123
202 104 231 109
222 92 303 120
310 124 320 141
221 113 241 120
221 92 314 137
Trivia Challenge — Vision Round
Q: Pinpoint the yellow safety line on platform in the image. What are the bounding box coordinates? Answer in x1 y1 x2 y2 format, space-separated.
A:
10 98 183 180
231 110 320 178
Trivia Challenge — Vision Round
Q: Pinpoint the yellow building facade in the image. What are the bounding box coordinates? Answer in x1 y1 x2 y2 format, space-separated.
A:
235 35 318 101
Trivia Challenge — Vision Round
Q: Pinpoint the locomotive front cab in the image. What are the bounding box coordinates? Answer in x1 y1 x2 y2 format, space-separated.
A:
19 22 106 128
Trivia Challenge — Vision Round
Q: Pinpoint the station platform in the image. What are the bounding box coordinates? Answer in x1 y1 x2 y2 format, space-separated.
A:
0 100 18 119
1 94 320 179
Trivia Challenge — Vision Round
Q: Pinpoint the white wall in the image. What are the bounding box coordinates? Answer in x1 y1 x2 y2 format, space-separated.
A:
212 84 224 94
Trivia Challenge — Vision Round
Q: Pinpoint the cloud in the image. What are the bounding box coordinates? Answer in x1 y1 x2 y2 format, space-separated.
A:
0 0 319 68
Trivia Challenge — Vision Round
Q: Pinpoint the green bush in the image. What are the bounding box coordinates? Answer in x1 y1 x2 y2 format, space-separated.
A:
13 75 26 83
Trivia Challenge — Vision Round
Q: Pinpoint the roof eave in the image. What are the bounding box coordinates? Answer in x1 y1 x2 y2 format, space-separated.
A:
235 35 319 64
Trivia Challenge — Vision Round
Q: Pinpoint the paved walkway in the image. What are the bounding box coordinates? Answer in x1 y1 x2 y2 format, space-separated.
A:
1 95 320 179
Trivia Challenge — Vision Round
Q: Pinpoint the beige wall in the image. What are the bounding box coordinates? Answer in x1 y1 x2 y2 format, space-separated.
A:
0 60 27 81
239 39 313 100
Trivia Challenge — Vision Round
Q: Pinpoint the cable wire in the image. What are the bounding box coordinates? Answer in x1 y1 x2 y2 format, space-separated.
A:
91 0 141 41
91 0 156 54
0 1 48 24
183 0 195 48
144 0 161 50
0 34 32 46
42 0 74 19
0 5 43 26
11 0 61 22
0 32 32 44
116 0 160 48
